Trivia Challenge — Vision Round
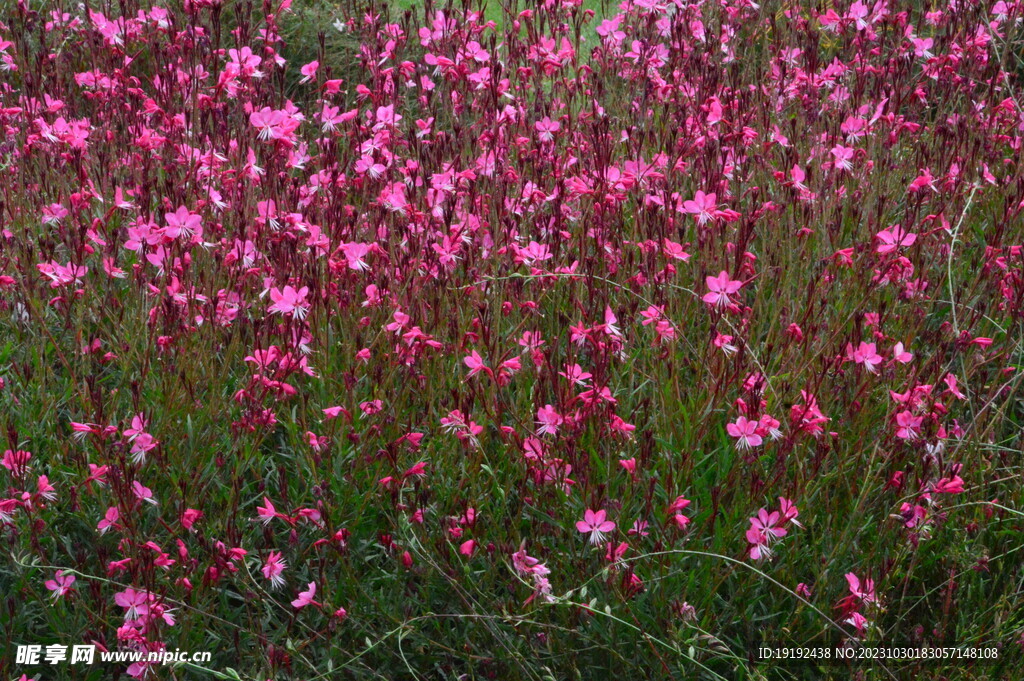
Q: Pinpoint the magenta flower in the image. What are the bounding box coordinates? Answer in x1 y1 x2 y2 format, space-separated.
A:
291 582 320 609
132 480 157 505
845 612 870 637
1 449 31 476
536 405 563 436
262 551 287 589
876 224 917 254
44 570 76 600
129 432 158 464
535 116 560 142
846 341 883 373
463 350 490 379
845 573 877 604
778 497 803 528
727 416 763 450
894 410 923 440
97 506 119 534
682 190 718 225
268 285 310 319
576 509 616 545
37 260 88 288
892 342 913 364
933 475 964 494
746 508 787 560
830 145 856 171
163 205 201 240
114 588 151 621
257 497 283 526
702 271 742 308
299 60 319 83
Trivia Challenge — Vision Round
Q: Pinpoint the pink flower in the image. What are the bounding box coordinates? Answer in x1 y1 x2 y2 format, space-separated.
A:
943 374 966 400
44 570 76 600
845 572 877 604
778 497 803 528
727 416 763 449
629 519 650 536
291 582 319 609
576 509 616 545
876 225 917 254
403 461 428 478
262 551 287 589
536 405 563 436
895 410 923 440
37 260 88 288
714 332 738 355
70 422 100 440
1 449 31 476
97 506 119 534
847 1 871 30
846 341 883 373
132 480 156 505
299 60 319 83
702 271 742 308
892 342 913 364
323 406 347 420
37 475 56 501
682 190 718 225
746 508 787 560
845 611 870 637
268 285 310 319
535 116 560 142
123 413 149 439
250 107 290 140
758 414 783 440
830 145 856 171
129 432 158 464
663 239 691 261
463 350 489 378
257 497 283 525
163 205 201 240
114 587 151 621
559 363 592 386
180 508 202 530
228 46 262 76
933 475 964 494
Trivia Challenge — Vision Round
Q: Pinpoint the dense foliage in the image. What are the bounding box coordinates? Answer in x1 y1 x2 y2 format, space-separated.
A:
1 0 1024 679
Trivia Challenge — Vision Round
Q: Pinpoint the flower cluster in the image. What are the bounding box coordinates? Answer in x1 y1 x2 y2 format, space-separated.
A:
0 0 1022 676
